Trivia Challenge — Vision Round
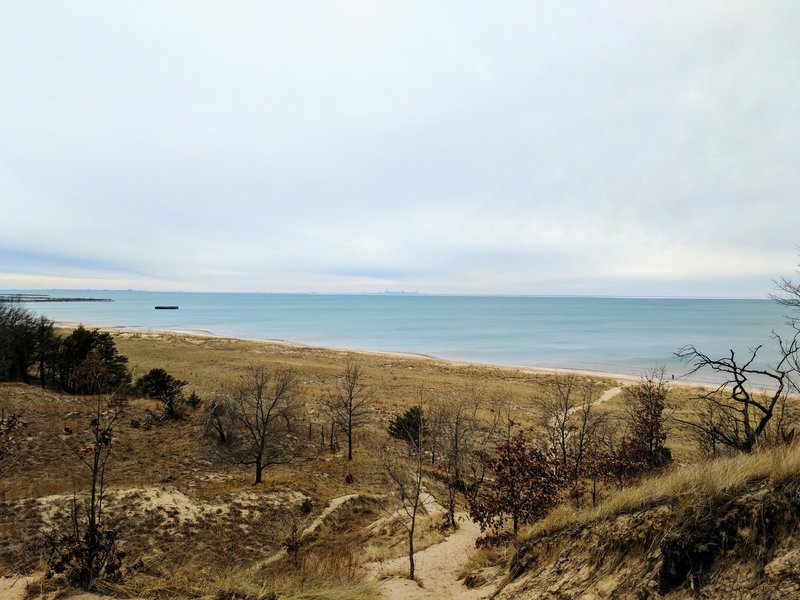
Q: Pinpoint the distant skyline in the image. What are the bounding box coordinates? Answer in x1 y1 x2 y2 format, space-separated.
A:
2 2 799 297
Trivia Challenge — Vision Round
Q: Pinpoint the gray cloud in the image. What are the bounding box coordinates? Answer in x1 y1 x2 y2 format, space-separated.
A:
1 1 799 295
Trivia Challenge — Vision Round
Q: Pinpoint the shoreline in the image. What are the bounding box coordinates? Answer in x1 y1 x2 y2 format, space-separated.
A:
53 320 715 389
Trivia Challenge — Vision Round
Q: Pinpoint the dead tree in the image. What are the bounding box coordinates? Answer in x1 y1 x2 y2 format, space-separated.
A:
675 330 800 453
623 368 671 469
201 398 228 444
382 401 428 580
536 375 604 502
216 365 305 484
46 392 128 588
772 259 800 312
0 407 28 482
434 391 501 529
325 362 372 461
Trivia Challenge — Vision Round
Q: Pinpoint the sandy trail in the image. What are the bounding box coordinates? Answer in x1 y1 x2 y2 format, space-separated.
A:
368 514 490 599
303 494 360 536
596 386 622 405
368 389 624 600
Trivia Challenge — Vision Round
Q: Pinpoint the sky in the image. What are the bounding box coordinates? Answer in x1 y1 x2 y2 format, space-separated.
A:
2 1 799 297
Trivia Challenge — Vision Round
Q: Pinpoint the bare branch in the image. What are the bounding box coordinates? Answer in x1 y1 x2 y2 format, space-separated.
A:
214 364 306 483
675 330 799 453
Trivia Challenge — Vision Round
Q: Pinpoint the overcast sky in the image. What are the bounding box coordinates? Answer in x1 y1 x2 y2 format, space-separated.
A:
2 1 799 296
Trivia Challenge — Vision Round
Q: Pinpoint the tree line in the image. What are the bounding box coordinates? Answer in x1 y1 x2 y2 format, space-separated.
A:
0 303 193 417
0 303 129 393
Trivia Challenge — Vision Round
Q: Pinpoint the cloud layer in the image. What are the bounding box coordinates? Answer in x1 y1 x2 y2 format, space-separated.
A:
2 1 799 295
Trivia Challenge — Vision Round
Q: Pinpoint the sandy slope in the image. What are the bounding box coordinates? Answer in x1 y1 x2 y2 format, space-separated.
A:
368 514 493 600
0 575 38 600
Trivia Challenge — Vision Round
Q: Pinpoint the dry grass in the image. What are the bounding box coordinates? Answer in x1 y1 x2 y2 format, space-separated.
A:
2 328 774 597
521 441 800 542
457 544 514 584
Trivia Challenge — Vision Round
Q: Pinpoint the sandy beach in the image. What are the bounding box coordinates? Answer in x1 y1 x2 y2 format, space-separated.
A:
54 320 714 390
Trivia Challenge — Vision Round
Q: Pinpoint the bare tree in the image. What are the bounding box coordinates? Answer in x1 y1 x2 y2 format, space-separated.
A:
623 368 671 469
201 398 228 444
772 257 800 312
216 365 305 484
46 392 128 588
325 362 372 461
675 329 800 453
434 391 501 529
772 277 800 310
0 407 27 482
536 374 604 502
587 416 647 493
382 392 429 580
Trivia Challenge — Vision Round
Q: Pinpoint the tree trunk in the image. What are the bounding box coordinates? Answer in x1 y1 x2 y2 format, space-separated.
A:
17 356 30 384
408 528 415 579
39 355 46 388
255 459 263 484
347 414 353 460
447 487 457 529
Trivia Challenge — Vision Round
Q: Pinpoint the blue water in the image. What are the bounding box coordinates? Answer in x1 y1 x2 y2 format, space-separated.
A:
8 290 797 384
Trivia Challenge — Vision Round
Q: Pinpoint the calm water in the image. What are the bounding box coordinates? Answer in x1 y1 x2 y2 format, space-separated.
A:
9 290 797 384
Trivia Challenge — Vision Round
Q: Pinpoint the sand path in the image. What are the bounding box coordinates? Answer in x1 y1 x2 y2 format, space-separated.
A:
597 386 622 405
368 514 490 600
303 493 360 536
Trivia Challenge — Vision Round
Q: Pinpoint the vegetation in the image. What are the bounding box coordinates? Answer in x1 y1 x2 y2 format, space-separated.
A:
381 410 428 580
212 365 306 484
325 362 372 461
431 394 499 529
57 325 132 394
469 431 561 541
0 303 52 384
0 408 27 479
537 374 604 504
45 393 128 589
0 305 132 395
623 369 671 469
2 267 800 598
387 405 425 451
135 367 187 420
676 331 800 453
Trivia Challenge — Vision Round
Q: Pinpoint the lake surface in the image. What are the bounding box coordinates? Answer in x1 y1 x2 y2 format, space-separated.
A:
9 290 797 384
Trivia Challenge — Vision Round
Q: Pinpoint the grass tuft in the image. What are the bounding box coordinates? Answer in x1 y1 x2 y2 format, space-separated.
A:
522 442 800 542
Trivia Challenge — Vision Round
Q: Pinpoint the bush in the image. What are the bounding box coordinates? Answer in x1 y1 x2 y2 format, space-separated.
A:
469 432 561 539
300 498 313 514
135 368 187 419
387 405 425 450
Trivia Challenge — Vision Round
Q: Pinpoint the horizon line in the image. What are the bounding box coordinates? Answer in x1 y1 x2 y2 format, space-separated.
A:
0 287 769 301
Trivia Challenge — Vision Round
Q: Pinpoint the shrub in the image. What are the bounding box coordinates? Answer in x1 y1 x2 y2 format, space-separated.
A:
469 432 561 539
135 368 187 419
387 405 425 450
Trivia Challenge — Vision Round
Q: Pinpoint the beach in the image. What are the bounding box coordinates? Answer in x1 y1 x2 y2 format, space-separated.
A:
22 292 790 387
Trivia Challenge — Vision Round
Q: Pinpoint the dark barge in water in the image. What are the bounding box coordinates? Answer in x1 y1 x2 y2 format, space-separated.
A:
154 306 179 310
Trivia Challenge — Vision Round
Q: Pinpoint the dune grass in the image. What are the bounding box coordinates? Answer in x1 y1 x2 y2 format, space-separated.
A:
3 328 776 597
521 441 800 543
